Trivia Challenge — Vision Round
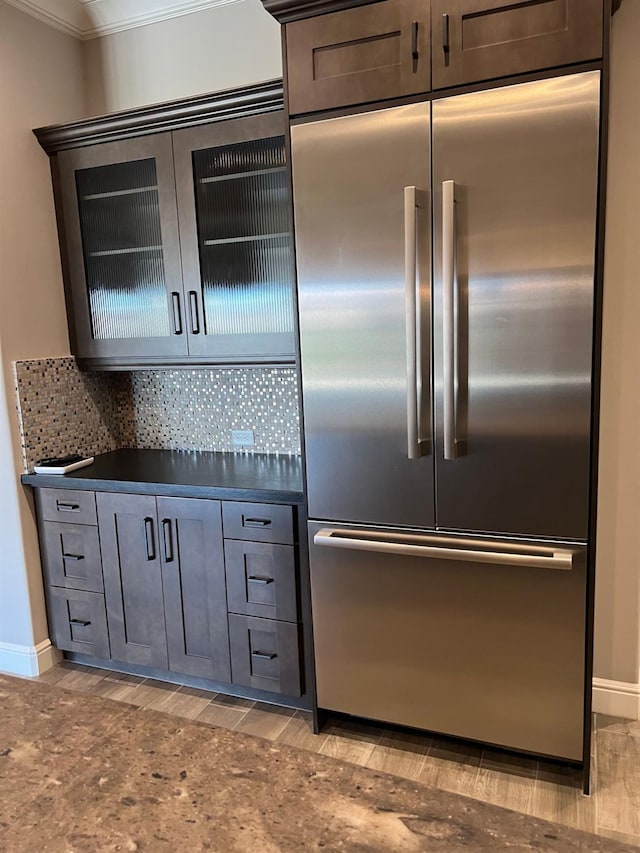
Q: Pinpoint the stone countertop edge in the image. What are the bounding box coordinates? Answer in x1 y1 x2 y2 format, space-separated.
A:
20 448 305 505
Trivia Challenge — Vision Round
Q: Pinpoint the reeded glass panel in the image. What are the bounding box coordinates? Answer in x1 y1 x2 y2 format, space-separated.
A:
192 137 294 339
76 158 170 340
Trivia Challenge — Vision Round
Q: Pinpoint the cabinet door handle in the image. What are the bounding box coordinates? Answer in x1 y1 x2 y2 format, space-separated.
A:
62 553 84 561
248 575 274 585
162 518 174 563
189 291 201 335
411 21 419 61
251 650 277 661
442 13 450 53
243 517 271 528
69 618 91 627
171 292 183 335
57 501 80 512
144 517 156 561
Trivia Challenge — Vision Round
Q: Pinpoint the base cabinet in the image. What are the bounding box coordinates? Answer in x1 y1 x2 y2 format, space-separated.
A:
229 614 302 697
34 486 302 703
98 492 169 669
158 496 230 681
46 587 110 659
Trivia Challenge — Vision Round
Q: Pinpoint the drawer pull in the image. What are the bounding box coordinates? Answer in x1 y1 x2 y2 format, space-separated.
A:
144 517 156 561
62 553 85 562
57 502 80 512
162 518 174 563
243 517 271 528
411 20 419 61
252 650 277 661
189 291 201 335
248 575 274 585
69 618 91 627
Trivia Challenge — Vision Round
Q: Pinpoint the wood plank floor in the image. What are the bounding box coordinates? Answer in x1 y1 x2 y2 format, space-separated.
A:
31 662 640 847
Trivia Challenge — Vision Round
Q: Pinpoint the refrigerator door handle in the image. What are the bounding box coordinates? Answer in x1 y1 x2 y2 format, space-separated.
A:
404 186 429 460
314 528 576 571
442 179 460 461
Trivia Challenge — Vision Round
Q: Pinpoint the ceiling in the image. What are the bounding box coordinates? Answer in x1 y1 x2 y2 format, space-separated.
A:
3 0 242 39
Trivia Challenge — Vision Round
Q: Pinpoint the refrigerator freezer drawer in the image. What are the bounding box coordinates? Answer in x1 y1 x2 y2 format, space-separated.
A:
309 521 586 761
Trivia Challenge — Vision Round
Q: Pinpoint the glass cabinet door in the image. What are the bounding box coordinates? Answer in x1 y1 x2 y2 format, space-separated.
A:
58 134 187 361
173 113 295 361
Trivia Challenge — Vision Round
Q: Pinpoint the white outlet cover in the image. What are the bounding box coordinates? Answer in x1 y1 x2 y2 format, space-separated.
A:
232 429 255 447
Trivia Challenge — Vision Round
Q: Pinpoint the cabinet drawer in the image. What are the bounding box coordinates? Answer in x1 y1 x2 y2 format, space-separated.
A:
286 0 431 116
222 502 294 544
37 488 97 526
46 587 110 658
225 540 297 622
229 614 302 696
431 0 603 91
41 522 103 593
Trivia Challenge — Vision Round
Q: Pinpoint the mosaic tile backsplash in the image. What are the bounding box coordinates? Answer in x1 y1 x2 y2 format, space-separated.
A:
14 357 301 472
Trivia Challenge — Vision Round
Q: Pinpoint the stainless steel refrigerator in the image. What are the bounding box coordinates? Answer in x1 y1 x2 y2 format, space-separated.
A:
291 71 601 762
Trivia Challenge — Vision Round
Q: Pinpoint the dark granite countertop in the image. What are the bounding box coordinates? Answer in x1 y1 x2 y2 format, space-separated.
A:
21 448 304 505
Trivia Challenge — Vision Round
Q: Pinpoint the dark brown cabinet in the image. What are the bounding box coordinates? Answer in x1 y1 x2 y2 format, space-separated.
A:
97 492 169 668
41 522 103 593
431 0 603 90
228 614 302 696
33 482 303 700
276 0 606 112
157 496 230 681
173 114 295 361
223 500 302 696
58 135 186 362
37 83 296 368
36 487 110 658
285 0 431 115
47 587 110 659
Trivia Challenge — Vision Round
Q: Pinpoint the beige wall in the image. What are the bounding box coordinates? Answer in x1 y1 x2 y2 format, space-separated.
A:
83 0 282 115
0 1 85 653
593 1 640 686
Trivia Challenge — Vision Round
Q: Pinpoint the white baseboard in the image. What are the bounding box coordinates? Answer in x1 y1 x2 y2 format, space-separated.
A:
1 638 638 721
0 639 60 677
593 677 640 719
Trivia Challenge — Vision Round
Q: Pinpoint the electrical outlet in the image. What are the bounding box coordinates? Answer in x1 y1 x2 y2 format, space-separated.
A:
232 429 255 447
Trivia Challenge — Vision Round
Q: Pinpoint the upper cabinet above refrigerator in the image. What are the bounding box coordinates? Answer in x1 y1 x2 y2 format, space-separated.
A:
431 0 604 90
274 0 607 115
285 0 431 116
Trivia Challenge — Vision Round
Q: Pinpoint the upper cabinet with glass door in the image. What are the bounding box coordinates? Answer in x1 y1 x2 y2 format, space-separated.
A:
39 84 295 368
173 113 295 362
58 134 187 361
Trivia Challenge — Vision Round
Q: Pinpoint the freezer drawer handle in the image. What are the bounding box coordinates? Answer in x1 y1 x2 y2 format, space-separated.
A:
62 553 84 561
313 529 576 571
404 186 430 460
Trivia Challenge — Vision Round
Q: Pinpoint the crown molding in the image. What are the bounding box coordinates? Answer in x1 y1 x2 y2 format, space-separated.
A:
4 0 246 41
2 0 89 38
260 0 376 24
80 0 244 39
34 78 284 152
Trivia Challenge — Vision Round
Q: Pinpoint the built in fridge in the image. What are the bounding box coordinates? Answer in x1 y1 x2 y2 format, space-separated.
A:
291 72 600 762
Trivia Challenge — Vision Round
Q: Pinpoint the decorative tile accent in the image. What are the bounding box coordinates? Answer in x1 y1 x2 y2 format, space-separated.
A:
128 369 300 454
13 358 134 473
14 358 301 472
